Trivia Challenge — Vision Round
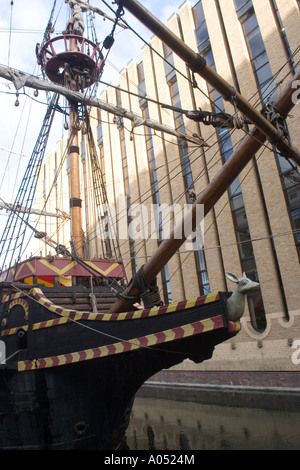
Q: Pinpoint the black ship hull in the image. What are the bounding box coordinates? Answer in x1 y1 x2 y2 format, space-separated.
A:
0 284 239 450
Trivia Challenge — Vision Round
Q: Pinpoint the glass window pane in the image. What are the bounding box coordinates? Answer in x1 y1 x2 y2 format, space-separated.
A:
97 123 103 145
291 208 300 241
230 193 244 211
255 62 273 86
245 23 265 58
196 250 206 271
286 186 300 209
204 49 216 70
253 51 268 70
247 292 266 332
229 178 242 197
196 28 210 52
234 0 253 18
232 207 248 227
278 158 295 175
200 271 209 287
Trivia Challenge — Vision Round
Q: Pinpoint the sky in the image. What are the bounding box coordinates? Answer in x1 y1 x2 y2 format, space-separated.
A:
0 0 187 207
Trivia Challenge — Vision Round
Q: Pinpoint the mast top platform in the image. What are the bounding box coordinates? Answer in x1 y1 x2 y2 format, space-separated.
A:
36 0 105 89
37 34 104 89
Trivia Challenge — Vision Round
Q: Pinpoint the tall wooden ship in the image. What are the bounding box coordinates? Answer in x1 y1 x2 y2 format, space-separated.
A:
0 0 299 450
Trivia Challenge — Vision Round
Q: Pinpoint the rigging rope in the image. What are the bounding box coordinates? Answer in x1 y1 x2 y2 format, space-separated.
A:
41 0 57 47
58 15 298 272
7 1 14 67
3 203 125 296
0 94 59 277
83 108 123 262
2 1 299 358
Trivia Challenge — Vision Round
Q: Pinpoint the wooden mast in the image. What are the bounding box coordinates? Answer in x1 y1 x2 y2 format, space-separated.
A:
108 0 300 313
69 101 84 257
67 4 84 258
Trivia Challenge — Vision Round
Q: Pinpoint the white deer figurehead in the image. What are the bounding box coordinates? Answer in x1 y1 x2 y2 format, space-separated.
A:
225 272 260 322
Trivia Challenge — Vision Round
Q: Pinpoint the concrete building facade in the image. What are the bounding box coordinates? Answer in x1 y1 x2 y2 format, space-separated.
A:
36 0 300 371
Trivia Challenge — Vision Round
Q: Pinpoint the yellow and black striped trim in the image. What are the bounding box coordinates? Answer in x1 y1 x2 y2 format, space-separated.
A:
1 290 222 335
17 316 240 371
31 288 220 325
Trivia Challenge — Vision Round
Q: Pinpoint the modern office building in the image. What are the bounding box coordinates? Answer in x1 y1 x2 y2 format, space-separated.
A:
36 0 300 371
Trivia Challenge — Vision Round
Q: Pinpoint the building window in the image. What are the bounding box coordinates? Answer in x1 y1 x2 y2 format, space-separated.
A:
97 122 103 145
98 142 105 187
234 0 276 103
53 152 58 186
96 110 106 185
141 103 172 303
137 61 147 107
278 160 300 259
168 77 194 191
117 87 138 275
234 0 300 261
234 0 253 19
194 1 210 52
194 0 266 329
163 44 176 83
243 17 275 101
195 250 210 295
66 152 70 175
53 168 57 187
269 0 296 73
81 140 85 162
163 43 210 296
43 164 47 198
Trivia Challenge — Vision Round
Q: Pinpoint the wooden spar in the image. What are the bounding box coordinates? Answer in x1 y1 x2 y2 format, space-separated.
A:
115 0 300 168
0 201 70 219
66 22 84 257
109 68 300 313
0 67 203 146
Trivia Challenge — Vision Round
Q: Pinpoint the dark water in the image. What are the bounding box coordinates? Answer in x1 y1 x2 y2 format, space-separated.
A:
126 396 300 450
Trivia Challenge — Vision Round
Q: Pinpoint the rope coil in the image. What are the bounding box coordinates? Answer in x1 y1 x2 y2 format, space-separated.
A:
261 102 290 146
132 265 162 309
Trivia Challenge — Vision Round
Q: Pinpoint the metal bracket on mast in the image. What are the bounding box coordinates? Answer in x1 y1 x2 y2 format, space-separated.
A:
188 53 207 74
